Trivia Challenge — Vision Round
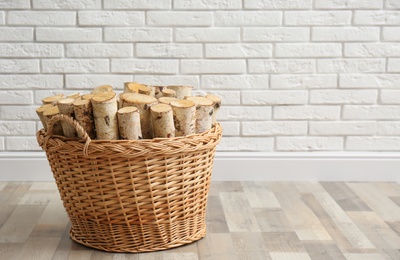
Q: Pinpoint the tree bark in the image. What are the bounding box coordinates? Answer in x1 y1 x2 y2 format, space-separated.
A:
42 94 64 105
43 106 63 135
92 85 113 94
205 94 221 125
91 92 119 140
170 100 196 137
36 104 55 130
150 104 175 138
166 85 193 99
57 98 77 138
117 106 142 140
73 99 95 139
185 96 214 134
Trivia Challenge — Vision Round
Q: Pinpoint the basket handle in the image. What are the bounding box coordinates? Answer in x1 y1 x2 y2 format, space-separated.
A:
44 114 92 157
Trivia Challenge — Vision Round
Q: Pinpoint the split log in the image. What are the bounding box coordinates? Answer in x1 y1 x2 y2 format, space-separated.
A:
170 100 196 137
42 94 64 105
67 93 81 100
166 86 193 99
43 106 63 135
81 93 95 101
91 92 119 140
162 88 176 98
138 85 152 95
36 104 55 130
158 97 178 105
117 106 142 140
92 85 113 94
122 93 158 139
124 82 145 93
205 94 221 125
185 96 214 134
73 99 95 139
57 98 77 138
150 104 175 138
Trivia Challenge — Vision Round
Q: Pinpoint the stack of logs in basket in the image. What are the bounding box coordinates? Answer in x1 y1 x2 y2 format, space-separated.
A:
36 83 221 140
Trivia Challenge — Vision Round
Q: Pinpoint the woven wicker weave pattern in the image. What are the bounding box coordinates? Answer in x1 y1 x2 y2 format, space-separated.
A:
36 115 222 252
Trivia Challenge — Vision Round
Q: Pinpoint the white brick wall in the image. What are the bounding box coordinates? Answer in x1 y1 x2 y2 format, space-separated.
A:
0 0 399 152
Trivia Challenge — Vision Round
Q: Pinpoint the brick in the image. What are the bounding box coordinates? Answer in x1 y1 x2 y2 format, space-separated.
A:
249 59 314 74
147 11 213 26
243 27 309 42
345 43 400 57
33 0 101 9
310 90 377 104
66 43 132 58
383 27 400 41
218 106 271 121
277 137 343 151
285 11 351 25
0 138 4 150
79 11 144 26
354 11 400 25
0 43 63 58
0 75 63 89
0 12 4 25
218 137 273 151
219 121 240 136
271 74 337 89
343 106 400 120
112 59 178 74
42 59 109 73
215 11 281 26
36 28 102 42
388 59 400 72
310 121 376 135
105 28 172 42
317 59 385 73
136 43 202 58
0 91 33 105
134 75 199 88
175 28 240 42
381 90 400 104
202 91 240 105
386 0 400 9
181 60 246 74
0 28 33 42
276 43 342 57
8 11 76 25
315 0 382 9
346 137 400 151
312 27 379 42
242 121 308 136
245 0 312 9
0 106 37 120
0 121 36 135
104 0 171 9
340 74 400 88
174 0 241 9
206 44 272 58
0 60 40 73
0 0 30 9
242 91 308 105
5 137 41 151
65 75 133 89
378 122 400 135
274 106 340 120
202 75 268 90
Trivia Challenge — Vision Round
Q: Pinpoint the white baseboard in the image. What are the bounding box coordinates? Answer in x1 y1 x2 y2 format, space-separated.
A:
1 152 400 182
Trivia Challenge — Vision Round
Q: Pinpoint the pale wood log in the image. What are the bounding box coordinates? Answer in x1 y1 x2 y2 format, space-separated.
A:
122 93 158 139
146 85 157 97
162 88 176 98
81 94 95 101
166 85 193 99
66 93 81 100
185 96 214 134
73 99 95 139
36 104 55 130
150 104 175 138
138 85 152 95
43 106 63 135
42 94 64 105
205 94 221 125
91 85 113 94
57 98 77 138
170 100 195 136
117 106 142 140
154 86 165 98
91 92 119 140
158 97 178 105
124 82 145 93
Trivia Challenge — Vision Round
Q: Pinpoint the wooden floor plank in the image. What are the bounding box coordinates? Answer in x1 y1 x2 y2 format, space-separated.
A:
242 181 281 209
303 242 346 260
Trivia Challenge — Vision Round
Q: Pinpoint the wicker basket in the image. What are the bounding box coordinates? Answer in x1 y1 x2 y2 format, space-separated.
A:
36 114 222 253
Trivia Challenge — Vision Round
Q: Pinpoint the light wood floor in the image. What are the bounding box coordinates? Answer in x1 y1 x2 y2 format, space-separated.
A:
1 181 400 259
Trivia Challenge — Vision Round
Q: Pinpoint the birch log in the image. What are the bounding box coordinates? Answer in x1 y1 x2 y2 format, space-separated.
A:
138 85 152 95
117 107 142 140
185 96 214 134
158 97 178 105
92 85 113 94
67 93 81 100
166 86 193 99
36 104 55 130
154 86 165 98
73 99 95 139
205 94 221 125
124 82 145 93
170 100 196 137
150 104 175 138
57 98 77 138
81 94 95 101
161 88 176 98
43 106 63 135
91 92 119 140
42 94 64 105
122 93 158 139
